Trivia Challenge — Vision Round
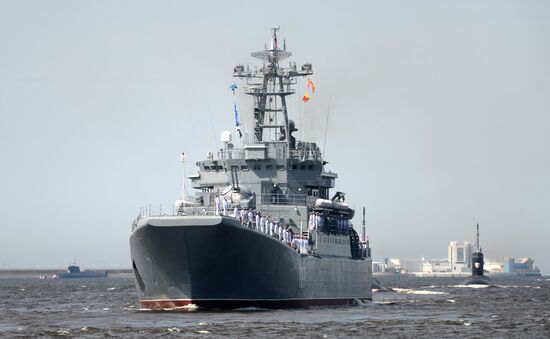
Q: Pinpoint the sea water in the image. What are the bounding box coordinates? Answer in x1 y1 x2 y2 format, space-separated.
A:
1 274 549 338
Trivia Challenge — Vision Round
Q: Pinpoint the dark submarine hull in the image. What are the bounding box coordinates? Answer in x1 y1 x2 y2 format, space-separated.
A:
129 215 372 309
461 275 493 285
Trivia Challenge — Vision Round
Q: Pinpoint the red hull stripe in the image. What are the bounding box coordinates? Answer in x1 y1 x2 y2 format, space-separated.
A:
141 298 371 310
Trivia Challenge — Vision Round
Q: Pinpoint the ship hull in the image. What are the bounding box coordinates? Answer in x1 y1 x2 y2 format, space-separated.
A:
461 275 493 286
130 216 372 309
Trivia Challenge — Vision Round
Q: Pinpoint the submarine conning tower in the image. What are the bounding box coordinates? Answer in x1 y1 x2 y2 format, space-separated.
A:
471 223 484 276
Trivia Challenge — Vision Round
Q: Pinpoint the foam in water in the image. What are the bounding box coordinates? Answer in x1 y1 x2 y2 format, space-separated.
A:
235 306 269 311
450 284 489 289
393 288 449 295
161 304 199 311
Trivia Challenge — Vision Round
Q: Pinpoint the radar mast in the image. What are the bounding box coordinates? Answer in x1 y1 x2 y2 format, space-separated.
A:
233 28 313 149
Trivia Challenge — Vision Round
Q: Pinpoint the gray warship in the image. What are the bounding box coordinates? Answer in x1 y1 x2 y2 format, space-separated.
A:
130 28 372 310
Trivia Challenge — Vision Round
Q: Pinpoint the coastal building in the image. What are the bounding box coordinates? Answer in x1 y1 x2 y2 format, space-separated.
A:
503 257 515 273
485 258 540 274
422 258 451 273
372 261 386 273
421 241 472 274
372 258 422 274
514 258 535 273
485 259 504 273
448 241 472 270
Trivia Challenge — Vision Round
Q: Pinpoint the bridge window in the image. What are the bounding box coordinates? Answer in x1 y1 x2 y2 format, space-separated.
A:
230 165 239 171
277 165 285 171
241 165 249 171
204 166 211 171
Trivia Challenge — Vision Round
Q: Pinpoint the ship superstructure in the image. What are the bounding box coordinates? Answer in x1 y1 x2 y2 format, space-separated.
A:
130 28 372 309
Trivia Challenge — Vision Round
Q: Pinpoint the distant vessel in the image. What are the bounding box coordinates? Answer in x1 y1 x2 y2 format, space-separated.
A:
462 223 492 285
129 28 372 310
57 264 108 279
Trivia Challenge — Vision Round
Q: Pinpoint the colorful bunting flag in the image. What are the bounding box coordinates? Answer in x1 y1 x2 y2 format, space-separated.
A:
302 79 316 103
307 79 316 93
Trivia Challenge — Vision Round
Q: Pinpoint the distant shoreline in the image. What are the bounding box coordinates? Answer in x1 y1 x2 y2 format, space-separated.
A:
0 269 132 274
374 272 544 278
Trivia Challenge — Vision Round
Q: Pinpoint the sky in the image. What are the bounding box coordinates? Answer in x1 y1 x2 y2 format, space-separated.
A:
0 1 549 273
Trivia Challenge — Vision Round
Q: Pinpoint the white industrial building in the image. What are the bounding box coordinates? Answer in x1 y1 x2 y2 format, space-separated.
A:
421 241 473 275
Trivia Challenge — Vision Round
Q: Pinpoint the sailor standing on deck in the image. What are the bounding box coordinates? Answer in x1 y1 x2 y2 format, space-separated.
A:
233 206 238 218
260 215 265 233
240 208 246 226
222 197 228 216
269 219 274 236
255 212 260 231
215 196 220 216
299 237 307 254
247 209 254 228
264 217 270 235
313 212 319 230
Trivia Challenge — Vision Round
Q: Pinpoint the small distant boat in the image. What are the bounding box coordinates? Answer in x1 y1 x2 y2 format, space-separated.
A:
57 263 108 279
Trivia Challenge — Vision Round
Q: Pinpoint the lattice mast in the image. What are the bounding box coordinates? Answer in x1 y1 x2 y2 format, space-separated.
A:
233 28 313 149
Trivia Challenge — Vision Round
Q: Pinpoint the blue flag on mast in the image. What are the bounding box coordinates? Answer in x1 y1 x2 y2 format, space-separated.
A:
229 82 242 138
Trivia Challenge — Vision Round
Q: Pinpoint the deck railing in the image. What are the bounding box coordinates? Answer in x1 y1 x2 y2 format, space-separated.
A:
214 145 320 161
259 193 307 205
